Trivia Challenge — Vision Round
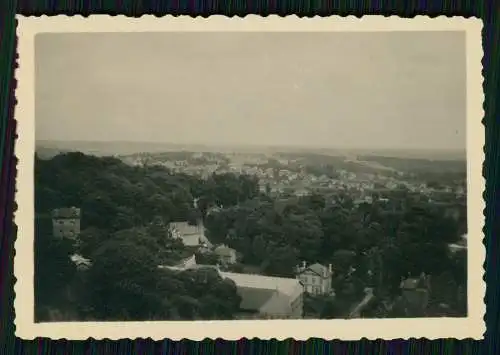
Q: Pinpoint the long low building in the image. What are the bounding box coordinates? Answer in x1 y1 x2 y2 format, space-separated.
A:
219 271 304 319
159 257 303 319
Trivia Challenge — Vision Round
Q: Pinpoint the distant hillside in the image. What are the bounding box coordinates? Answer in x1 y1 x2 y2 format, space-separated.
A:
36 140 290 157
36 140 214 157
36 140 465 161
358 154 466 173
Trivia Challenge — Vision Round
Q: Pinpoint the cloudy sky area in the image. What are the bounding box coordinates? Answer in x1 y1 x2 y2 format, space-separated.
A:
35 31 466 151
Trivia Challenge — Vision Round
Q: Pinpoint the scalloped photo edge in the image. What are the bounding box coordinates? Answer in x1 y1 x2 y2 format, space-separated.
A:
13 14 485 340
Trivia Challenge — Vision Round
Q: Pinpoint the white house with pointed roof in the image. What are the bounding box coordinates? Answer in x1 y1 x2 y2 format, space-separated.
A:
295 261 334 296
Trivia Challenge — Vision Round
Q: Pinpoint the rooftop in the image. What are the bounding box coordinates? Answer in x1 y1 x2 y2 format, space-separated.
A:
52 207 81 219
308 263 328 276
70 253 91 267
259 291 292 315
214 244 236 256
169 221 211 246
400 276 428 290
297 262 332 277
169 222 202 236
219 271 303 300
236 286 278 311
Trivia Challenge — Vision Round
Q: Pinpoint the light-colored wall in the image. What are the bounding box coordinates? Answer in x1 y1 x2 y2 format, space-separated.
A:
298 270 332 295
52 218 80 239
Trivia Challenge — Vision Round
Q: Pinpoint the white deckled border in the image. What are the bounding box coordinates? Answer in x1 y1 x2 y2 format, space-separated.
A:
14 14 485 340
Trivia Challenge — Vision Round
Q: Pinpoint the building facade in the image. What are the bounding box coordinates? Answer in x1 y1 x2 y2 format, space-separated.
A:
51 207 81 239
214 244 237 265
295 262 333 296
169 221 210 247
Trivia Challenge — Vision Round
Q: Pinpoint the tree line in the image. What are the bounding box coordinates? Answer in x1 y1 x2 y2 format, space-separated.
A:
34 152 260 321
34 152 467 320
204 184 467 317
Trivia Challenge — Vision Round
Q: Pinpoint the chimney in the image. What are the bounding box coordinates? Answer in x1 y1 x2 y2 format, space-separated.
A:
302 261 306 269
328 264 332 274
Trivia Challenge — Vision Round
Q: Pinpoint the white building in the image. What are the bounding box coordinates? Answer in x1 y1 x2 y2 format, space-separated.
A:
295 262 334 296
168 221 211 247
214 244 237 265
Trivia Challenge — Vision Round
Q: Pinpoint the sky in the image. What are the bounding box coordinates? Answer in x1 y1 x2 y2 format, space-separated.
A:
35 31 466 151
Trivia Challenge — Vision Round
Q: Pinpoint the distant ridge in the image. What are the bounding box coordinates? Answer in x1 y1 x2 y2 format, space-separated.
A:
36 140 466 161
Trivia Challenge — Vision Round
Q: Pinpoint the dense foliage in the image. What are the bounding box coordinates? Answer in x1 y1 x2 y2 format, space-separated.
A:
35 152 467 320
34 152 251 321
205 193 463 278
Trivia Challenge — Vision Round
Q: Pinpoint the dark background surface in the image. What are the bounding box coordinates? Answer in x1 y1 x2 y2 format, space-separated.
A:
1 0 497 354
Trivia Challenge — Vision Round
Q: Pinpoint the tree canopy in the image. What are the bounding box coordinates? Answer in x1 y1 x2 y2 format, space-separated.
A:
34 153 253 321
35 152 467 320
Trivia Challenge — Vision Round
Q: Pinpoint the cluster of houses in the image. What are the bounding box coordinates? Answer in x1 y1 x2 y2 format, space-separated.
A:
159 255 338 319
164 220 336 318
167 221 238 265
50 206 436 319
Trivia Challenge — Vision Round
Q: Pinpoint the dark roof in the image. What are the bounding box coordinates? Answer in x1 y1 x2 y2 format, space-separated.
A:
214 245 236 256
400 277 428 290
308 263 327 276
237 286 276 311
259 292 292 315
298 263 329 277
51 207 81 219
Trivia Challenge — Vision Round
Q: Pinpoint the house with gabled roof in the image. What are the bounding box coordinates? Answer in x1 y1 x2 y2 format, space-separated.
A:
158 256 304 319
295 261 334 296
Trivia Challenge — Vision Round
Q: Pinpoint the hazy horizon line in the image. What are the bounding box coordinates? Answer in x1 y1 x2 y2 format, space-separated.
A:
36 139 466 154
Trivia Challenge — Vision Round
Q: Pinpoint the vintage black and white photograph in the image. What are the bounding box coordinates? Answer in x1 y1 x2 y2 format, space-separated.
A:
15 16 484 340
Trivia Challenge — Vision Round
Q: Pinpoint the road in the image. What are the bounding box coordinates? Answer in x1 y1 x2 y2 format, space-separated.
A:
348 288 375 318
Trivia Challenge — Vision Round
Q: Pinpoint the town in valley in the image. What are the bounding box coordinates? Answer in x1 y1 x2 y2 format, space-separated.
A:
33 30 468 323
35 143 467 321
